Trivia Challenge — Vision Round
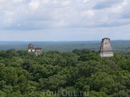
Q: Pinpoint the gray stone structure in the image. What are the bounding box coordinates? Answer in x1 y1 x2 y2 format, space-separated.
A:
99 38 114 57
28 43 42 56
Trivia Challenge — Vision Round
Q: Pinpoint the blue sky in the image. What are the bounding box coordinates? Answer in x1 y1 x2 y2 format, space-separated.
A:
0 0 130 41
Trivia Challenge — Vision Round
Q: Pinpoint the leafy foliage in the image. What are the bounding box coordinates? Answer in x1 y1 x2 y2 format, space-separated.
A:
0 49 130 96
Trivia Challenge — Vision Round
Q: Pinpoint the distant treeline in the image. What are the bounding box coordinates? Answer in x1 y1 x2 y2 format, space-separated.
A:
0 40 130 52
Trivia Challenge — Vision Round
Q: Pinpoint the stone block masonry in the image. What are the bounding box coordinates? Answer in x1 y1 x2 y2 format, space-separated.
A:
28 43 42 56
99 38 114 57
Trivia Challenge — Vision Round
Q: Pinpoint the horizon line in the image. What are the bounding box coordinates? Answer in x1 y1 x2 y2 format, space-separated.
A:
0 39 129 42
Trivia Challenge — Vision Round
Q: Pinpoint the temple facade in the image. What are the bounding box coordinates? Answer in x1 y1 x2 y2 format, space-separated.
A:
99 38 114 57
28 43 42 56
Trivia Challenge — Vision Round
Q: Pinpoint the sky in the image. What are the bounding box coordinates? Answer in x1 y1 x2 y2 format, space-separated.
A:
0 0 130 41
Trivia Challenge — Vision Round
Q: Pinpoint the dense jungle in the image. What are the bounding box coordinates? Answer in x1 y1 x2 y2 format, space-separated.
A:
0 48 130 97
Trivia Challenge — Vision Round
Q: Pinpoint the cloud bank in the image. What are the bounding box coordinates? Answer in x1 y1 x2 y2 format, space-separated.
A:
0 0 130 41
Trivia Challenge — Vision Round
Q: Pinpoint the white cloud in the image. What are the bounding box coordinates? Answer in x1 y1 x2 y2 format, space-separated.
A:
42 0 50 3
84 0 89 3
52 0 59 4
13 0 23 3
0 0 7 3
0 0 130 41
109 0 127 14
29 0 39 10
81 10 94 18
61 0 71 6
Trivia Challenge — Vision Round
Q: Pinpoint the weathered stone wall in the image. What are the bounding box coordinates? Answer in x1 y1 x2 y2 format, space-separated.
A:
99 38 114 57
28 49 35 53
28 43 35 53
28 43 42 56
35 48 42 56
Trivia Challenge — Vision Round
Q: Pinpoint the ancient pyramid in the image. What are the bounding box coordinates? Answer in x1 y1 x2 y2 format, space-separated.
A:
99 38 114 57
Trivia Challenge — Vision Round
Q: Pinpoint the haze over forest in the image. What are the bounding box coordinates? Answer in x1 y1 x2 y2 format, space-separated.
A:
0 40 129 53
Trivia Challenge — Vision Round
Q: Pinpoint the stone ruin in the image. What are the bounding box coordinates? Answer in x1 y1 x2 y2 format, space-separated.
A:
99 38 114 57
28 43 42 56
28 38 114 57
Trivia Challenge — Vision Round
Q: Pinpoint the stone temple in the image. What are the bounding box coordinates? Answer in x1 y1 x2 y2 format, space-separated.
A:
99 38 114 57
28 43 42 56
